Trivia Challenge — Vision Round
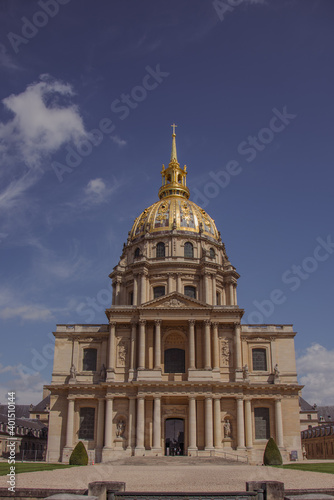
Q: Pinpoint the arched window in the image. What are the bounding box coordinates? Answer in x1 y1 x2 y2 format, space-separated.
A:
83 348 97 371
210 247 215 259
184 242 193 258
252 348 267 371
184 286 196 299
156 242 165 258
79 407 95 440
254 408 270 439
154 286 165 299
134 247 140 258
164 348 185 373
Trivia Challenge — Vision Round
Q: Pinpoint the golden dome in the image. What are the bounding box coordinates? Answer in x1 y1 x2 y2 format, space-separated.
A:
129 198 220 242
129 125 220 243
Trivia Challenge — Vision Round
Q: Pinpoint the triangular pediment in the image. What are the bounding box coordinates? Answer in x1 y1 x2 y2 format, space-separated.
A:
140 292 209 309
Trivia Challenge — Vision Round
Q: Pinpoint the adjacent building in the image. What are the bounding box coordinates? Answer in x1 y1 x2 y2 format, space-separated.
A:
46 128 302 464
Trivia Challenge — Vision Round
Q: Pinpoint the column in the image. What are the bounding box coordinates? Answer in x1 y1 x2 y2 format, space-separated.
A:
229 282 234 305
127 397 136 450
107 322 116 379
140 273 146 304
177 273 182 293
188 320 196 369
129 321 137 372
204 273 210 304
152 397 161 451
167 273 173 294
244 398 253 449
133 274 138 306
221 286 226 305
213 397 222 448
205 397 214 450
154 320 161 369
96 398 105 450
104 397 113 448
138 320 146 369
234 323 242 379
212 275 217 305
204 320 212 369
65 397 75 448
212 322 219 370
275 398 284 448
136 396 145 450
236 397 245 449
188 397 197 450
233 284 237 305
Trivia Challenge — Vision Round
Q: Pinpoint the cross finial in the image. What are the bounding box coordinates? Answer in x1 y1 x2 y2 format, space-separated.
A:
171 123 177 135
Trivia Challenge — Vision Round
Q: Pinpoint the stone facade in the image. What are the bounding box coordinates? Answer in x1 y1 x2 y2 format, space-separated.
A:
302 425 334 459
46 129 302 464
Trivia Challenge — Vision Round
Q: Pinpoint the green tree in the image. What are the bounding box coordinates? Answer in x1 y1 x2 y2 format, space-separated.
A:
69 441 88 466
263 437 283 466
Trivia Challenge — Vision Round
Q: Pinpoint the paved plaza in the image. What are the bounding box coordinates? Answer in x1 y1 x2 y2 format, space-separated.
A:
1 457 333 492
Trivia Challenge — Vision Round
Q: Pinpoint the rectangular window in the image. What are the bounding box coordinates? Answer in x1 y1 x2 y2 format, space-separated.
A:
252 348 267 371
83 348 97 371
254 407 270 439
79 407 95 440
154 286 165 299
184 286 196 299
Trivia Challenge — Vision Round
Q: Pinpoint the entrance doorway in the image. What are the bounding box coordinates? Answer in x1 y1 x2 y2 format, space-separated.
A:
165 418 184 456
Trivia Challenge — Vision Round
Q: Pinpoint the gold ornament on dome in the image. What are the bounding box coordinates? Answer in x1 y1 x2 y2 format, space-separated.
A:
156 201 169 222
129 126 221 243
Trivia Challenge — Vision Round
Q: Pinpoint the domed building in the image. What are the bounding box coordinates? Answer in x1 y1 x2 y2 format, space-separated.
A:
46 128 302 464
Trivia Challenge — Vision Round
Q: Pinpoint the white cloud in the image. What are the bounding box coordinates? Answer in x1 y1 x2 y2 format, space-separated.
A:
297 343 334 405
0 305 53 321
0 75 88 211
84 178 111 204
28 238 91 281
0 50 20 71
110 134 127 147
0 363 48 405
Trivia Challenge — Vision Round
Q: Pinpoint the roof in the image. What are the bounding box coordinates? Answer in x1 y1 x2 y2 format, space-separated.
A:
31 395 50 412
317 406 334 422
0 404 30 419
299 396 317 412
0 412 47 430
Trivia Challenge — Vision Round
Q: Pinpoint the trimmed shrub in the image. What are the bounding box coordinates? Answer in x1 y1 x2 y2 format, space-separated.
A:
69 441 88 465
263 437 283 465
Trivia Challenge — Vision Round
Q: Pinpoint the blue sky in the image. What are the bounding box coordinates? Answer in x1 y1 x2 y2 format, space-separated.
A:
0 0 333 405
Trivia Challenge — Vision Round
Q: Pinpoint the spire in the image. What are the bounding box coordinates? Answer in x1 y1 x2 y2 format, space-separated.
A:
170 123 178 163
158 124 190 200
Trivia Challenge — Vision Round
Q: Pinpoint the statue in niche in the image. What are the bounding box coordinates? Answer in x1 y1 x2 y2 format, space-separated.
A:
118 341 128 364
221 339 230 366
224 419 232 438
116 419 126 438
243 364 249 380
274 363 280 378
99 364 106 381
69 364 76 380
